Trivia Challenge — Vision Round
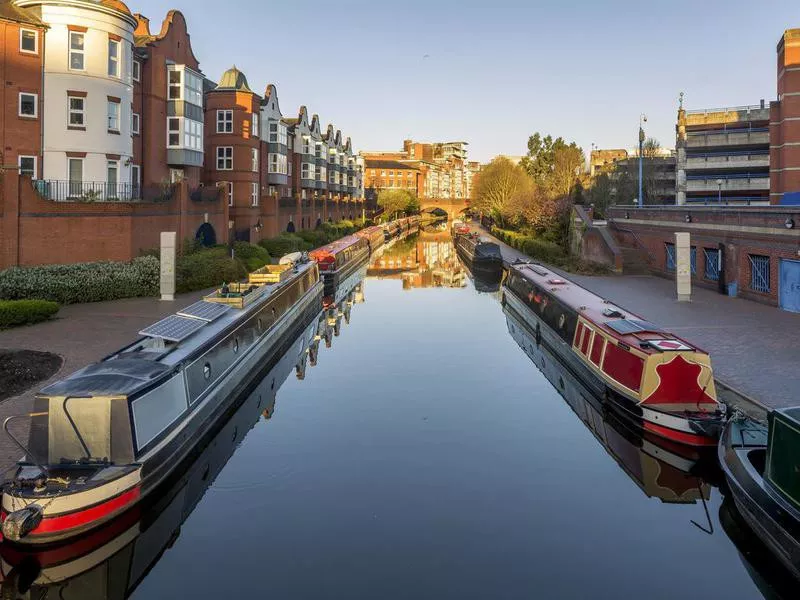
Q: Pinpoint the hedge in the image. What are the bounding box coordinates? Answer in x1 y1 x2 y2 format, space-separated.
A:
0 257 160 304
232 241 271 272
0 300 60 328
491 226 609 275
258 233 312 257
176 247 247 294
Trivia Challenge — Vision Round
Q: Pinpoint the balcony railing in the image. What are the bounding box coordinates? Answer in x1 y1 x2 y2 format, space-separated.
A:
33 180 176 203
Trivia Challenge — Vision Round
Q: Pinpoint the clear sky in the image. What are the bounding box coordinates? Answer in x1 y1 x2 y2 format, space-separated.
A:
134 0 798 162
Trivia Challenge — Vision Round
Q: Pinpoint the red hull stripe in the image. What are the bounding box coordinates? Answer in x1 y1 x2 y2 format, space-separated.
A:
25 486 141 537
643 421 717 447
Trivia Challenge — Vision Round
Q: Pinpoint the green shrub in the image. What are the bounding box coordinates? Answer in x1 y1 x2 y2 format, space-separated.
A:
258 233 311 257
232 241 270 271
175 247 247 294
0 257 160 304
0 300 60 328
296 229 329 247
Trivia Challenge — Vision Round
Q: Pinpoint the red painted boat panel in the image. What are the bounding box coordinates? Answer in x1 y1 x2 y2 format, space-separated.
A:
602 342 644 392
590 334 604 365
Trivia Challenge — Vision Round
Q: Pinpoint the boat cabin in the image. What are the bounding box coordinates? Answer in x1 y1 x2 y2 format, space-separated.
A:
765 408 800 511
309 235 369 272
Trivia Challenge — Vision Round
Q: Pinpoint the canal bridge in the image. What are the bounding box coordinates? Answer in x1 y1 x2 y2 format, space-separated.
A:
419 197 470 221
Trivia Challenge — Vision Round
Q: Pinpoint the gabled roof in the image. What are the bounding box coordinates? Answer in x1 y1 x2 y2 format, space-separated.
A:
262 83 282 115
133 10 200 67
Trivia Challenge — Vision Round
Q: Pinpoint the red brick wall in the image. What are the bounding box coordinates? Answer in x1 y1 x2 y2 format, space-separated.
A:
1 174 227 268
770 30 800 203
608 206 800 307
0 19 44 179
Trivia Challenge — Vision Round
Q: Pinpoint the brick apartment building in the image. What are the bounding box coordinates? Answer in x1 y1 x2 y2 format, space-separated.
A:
362 139 480 202
0 0 365 269
595 28 800 313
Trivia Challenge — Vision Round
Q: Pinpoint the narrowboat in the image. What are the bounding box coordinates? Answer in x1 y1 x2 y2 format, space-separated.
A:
505 305 716 497
0 309 320 597
309 234 370 308
383 221 401 242
719 409 800 581
1 257 323 545
354 225 386 256
454 231 504 277
502 262 724 447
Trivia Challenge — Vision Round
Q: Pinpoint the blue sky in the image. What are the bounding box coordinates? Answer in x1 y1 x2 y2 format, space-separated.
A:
134 0 797 162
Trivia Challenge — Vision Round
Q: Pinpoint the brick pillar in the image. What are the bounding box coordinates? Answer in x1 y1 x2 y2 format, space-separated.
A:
1 172 21 268
177 180 189 245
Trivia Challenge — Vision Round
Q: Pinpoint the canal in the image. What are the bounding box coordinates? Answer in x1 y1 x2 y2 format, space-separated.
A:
19 229 795 598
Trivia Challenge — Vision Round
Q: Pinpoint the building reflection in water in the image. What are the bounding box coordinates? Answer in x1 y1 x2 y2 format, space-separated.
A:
368 226 466 290
0 278 367 600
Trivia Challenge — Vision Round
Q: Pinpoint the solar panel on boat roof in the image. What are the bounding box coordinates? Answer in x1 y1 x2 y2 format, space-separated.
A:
139 314 206 342
604 319 663 335
525 264 549 276
177 300 230 322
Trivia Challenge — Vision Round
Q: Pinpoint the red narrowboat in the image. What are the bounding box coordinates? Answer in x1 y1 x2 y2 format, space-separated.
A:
354 225 386 255
309 235 370 307
503 262 724 447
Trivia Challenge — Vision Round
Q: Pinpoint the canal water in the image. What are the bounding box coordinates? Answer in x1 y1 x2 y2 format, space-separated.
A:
14 228 797 599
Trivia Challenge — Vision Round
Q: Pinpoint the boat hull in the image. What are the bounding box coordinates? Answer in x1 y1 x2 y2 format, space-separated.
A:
719 420 800 581
503 289 720 447
2 281 324 546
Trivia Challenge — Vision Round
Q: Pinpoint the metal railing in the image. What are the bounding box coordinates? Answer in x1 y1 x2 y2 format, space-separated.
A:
33 180 176 203
686 104 765 115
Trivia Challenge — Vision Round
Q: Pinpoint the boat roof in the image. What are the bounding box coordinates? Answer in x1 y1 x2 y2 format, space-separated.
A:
40 357 170 397
509 262 704 355
309 235 364 258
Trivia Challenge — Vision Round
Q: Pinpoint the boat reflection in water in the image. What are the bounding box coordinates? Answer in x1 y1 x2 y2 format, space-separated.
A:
0 279 368 599
504 303 715 505
367 228 466 290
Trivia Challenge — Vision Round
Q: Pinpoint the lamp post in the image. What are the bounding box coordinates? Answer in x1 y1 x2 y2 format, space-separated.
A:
716 178 723 204
638 114 647 208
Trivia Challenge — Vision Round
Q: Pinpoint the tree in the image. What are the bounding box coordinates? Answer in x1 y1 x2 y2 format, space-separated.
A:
519 133 585 199
470 157 532 226
378 189 417 220
642 137 661 158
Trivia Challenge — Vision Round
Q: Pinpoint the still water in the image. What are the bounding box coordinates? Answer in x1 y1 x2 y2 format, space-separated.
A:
12 228 798 598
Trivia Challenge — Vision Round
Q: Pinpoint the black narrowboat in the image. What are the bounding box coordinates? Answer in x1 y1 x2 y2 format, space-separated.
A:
453 231 504 278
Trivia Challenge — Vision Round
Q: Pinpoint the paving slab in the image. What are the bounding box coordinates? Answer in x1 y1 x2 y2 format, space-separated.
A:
473 225 800 411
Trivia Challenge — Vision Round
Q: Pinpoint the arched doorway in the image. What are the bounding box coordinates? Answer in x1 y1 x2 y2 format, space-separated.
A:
286 220 296 233
195 222 216 247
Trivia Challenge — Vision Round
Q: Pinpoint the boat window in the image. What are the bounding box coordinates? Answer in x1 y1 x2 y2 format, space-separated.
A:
203 362 211 380
233 338 239 354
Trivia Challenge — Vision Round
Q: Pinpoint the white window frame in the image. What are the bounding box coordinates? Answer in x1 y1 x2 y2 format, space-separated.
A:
252 113 259 138
228 183 234 207
19 28 38 54
167 117 180 147
251 182 259 206
107 100 120 132
67 95 84 127
217 110 233 133
184 119 202 151
18 155 36 178
167 68 182 100
217 146 233 170
108 39 120 78
132 59 141 82
251 148 258 172
107 160 118 184
69 31 85 71
18 92 37 118
131 164 140 187
131 112 140 135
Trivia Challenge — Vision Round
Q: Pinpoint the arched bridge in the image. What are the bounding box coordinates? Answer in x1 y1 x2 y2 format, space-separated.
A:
419 197 470 221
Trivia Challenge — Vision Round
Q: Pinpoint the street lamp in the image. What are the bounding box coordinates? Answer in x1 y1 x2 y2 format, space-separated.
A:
638 114 647 208
716 178 723 204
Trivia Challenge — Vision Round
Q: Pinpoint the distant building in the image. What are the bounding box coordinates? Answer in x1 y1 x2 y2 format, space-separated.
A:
590 149 628 177
676 101 770 205
590 147 677 205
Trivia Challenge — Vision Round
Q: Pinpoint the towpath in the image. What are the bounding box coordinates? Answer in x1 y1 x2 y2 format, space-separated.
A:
471 224 800 414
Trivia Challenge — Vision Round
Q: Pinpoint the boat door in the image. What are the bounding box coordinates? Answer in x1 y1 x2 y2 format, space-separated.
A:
779 259 800 313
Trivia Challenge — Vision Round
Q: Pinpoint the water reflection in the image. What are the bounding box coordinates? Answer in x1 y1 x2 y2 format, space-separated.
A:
368 230 466 290
0 280 367 599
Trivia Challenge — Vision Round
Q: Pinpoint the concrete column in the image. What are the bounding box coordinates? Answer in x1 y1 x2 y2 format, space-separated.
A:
675 231 691 302
160 232 177 301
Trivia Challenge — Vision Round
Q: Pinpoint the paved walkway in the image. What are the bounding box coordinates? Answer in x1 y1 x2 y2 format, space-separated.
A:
0 290 207 477
472 225 800 412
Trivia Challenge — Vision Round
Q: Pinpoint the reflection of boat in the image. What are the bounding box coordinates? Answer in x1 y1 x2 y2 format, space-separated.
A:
503 262 723 447
505 305 714 503
719 410 800 582
1 260 323 545
719 496 800 600
309 235 370 307
454 231 503 277
0 308 322 599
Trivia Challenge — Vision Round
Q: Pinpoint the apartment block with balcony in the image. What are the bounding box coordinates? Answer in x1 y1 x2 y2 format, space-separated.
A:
676 102 771 205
